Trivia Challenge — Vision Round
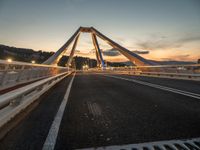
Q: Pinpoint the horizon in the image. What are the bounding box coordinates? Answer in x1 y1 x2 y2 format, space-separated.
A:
0 0 200 62
0 43 197 63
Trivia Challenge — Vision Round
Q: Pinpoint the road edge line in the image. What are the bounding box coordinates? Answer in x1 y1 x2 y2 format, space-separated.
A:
102 74 200 100
42 72 76 150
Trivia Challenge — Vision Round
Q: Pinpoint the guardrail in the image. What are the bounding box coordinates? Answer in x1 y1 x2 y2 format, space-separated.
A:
0 71 73 130
99 64 200 80
0 60 70 91
107 64 200 73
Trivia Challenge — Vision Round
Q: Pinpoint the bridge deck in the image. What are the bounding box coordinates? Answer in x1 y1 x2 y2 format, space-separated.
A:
0 72 200 150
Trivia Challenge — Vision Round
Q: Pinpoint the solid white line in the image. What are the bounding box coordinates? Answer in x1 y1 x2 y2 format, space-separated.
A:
42 73 76 150
103 74 200 100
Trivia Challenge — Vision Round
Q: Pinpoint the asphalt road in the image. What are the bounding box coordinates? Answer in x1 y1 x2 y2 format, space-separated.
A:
0 74 73 150
1 72 200 150
112 73 200 95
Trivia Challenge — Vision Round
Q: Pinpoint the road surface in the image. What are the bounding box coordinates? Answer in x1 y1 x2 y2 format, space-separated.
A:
0 72 200 150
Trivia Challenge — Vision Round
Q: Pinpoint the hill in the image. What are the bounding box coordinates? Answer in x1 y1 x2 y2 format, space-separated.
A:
0 44 196 69
0 44 126 69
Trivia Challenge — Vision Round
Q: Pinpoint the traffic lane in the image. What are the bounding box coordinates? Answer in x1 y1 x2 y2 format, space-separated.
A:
0 75 73 150
55 73 200 150
110 73 200 94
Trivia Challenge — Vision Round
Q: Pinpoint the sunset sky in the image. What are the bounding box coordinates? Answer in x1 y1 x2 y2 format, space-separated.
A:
0 0 200 62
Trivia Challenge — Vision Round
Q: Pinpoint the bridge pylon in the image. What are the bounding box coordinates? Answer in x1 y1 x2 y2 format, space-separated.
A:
43 27 152 67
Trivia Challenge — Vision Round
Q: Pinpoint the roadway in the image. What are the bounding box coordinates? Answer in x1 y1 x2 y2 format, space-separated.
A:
0 72 200 150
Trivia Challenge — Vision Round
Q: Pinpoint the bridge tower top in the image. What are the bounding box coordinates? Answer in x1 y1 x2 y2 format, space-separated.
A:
79 27 93 32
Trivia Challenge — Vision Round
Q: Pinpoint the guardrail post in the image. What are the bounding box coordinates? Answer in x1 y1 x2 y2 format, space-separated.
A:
10 95 24 106
36 85 43 91
16 65 25 82
0 64 9 86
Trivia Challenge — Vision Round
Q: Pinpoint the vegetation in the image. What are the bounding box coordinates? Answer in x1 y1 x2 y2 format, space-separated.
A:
0 44 126 69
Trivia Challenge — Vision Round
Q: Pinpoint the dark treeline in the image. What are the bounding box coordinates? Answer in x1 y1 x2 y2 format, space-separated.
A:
0 45 53 63
0 44 126 69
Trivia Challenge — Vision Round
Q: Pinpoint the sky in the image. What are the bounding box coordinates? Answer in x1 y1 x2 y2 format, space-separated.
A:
0 0 200 62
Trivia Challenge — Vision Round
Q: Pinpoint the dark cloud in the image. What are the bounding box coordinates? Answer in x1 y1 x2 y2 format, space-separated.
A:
132 50 149 54
175 54 190 59
102 49 121 56
137 34 200 50
101 48 150 56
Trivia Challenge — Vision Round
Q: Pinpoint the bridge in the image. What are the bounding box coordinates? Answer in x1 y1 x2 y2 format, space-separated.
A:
0 27 200 150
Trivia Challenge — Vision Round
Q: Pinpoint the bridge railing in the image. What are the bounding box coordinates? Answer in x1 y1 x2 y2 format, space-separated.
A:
0 71 72 132
0 59 73 133
104 64 200 80
0 60 70 91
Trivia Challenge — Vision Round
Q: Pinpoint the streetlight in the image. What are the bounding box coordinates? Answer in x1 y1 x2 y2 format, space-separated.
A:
31 60 36 64
7 58 12 63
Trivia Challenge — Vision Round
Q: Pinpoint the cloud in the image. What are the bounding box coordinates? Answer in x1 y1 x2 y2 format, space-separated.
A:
132 50 149 54
137 34 200 50
178 35 200 43
161 54 190 61
137 38 180 50
102 48 121 56
87 48 150 57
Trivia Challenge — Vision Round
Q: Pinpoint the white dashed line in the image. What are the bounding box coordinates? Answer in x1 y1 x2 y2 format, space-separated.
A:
42 73 75 150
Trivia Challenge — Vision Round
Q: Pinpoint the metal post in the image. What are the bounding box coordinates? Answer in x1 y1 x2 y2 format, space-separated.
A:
1 64 9 86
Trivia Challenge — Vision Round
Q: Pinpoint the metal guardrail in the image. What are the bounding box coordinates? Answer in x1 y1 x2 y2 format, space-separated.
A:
0 59 70 91
0 71 72 129
133 71 200 79
95 64 200 80
106 64 200 73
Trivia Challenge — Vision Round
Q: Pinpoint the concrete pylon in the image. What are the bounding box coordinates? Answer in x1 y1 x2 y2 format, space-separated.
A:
43 27 81 65
91 27 152 66
66 34 80 67
91 33 105 68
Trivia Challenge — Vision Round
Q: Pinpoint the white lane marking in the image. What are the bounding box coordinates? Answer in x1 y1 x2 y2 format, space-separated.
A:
103 74 200 100
77 137 200 150
42 73 76 150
